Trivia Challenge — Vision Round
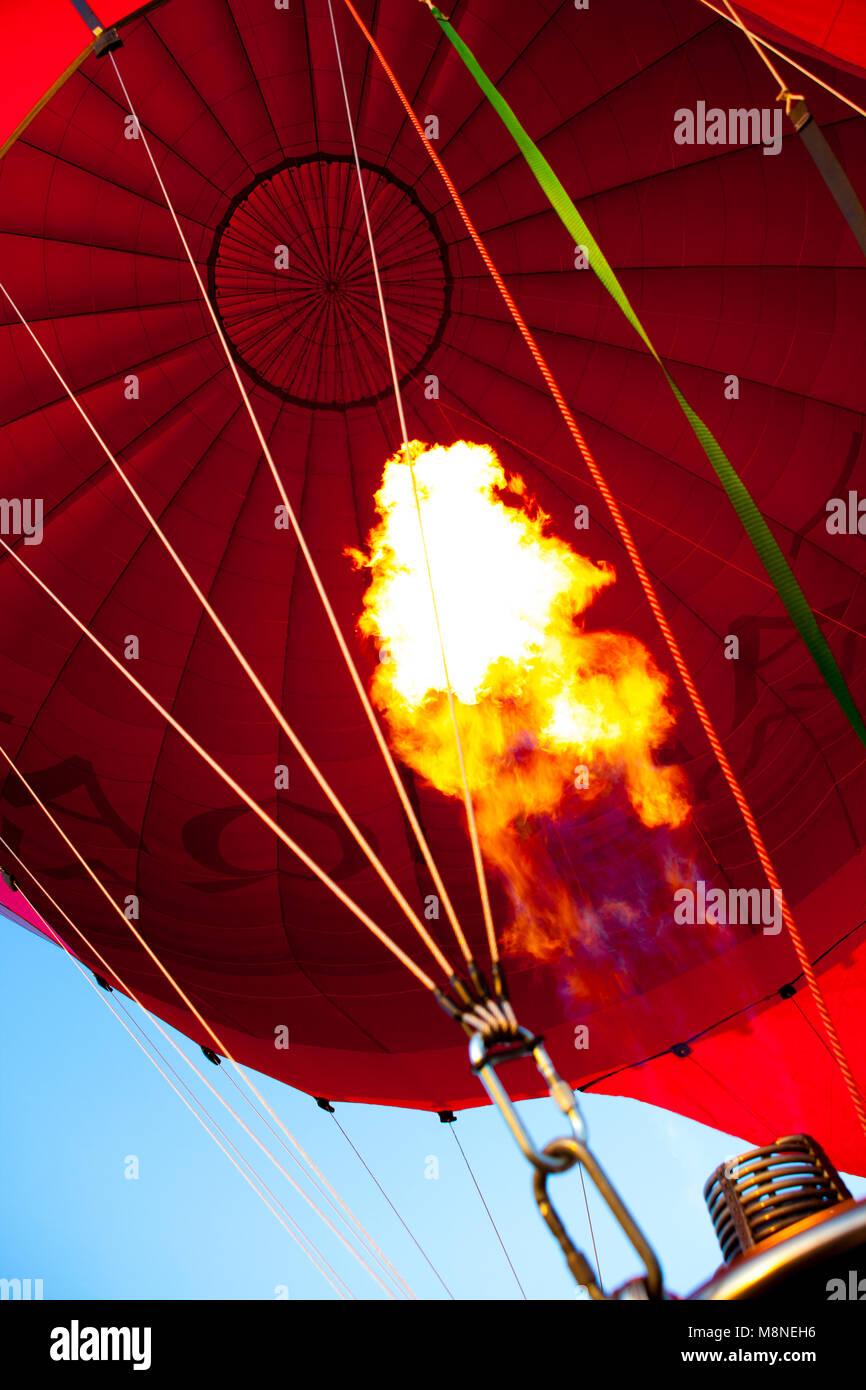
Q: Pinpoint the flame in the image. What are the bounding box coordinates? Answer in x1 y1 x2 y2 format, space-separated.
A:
350 440 690 970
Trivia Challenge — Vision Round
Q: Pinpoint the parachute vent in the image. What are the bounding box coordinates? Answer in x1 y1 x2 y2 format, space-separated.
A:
704 1134 851 1263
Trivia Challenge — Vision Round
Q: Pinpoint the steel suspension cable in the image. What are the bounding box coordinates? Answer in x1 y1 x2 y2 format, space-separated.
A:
341 0 866 1141
218 1069 417 1300
326 1109 455 1299
1 849 353 1299
112 1010 354 1298
106 51 474 974
577 1163 603 1290
448 1125 527 1299
0 739 417 1296
0 829 404 1299
109 988 364 1298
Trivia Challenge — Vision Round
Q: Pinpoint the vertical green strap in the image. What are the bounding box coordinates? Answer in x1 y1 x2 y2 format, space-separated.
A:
428 6 866 749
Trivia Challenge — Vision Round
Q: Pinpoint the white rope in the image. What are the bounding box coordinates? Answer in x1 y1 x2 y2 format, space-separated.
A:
700 0 866 120
0 523 436 993
218 1067 417 1300
326 0 500 968
0 755 407 1298
1 847 353 1298
106 50 473 967
0 275 455 982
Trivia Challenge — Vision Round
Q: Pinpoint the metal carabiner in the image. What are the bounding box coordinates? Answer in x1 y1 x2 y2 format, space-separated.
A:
534 1137 665 1300
469 1026 664 1298
469 1026 587 1174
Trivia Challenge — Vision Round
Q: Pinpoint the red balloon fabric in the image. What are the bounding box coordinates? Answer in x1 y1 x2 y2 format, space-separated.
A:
1 0 865 1171
0 2 145 154
0 876 60 942
736 1 866 80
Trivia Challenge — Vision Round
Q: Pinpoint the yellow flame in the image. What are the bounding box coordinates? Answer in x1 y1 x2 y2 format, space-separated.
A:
349 440 689 957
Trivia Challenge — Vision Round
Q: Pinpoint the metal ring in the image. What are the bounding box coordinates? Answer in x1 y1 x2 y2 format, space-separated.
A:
536 1137 665 1299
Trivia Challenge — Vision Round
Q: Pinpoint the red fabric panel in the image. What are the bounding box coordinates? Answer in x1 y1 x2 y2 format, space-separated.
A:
0 2 143 153
0 1 91 151
590 852 866 1177
111 848 866 1178
0 0 864 1171
738 1 866 80
0 875 57 939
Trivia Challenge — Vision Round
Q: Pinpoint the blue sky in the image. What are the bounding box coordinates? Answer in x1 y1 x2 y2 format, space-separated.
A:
3 918 863 1301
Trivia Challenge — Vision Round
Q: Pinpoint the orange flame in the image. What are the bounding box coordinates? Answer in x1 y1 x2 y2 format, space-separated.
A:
350 440 690 969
